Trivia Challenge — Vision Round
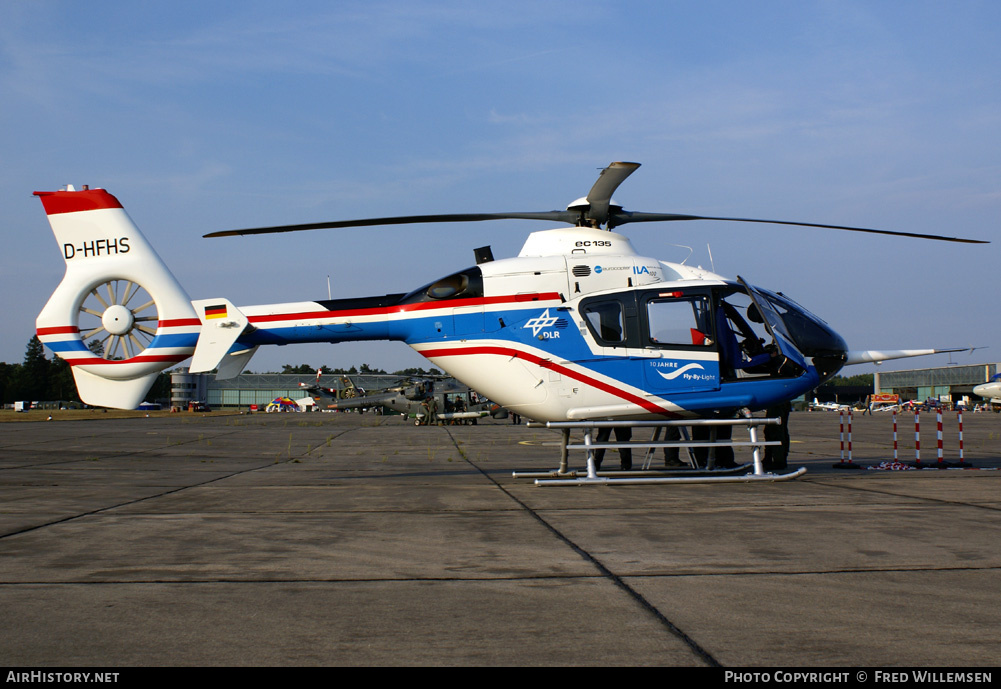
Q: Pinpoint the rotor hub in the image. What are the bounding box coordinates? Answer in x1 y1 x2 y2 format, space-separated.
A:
101 304 135 336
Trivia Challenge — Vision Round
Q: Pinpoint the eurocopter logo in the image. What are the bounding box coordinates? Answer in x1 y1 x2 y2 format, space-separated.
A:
523 309 568 339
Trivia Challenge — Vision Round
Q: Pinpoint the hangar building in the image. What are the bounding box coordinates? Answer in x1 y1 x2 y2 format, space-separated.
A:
171 369 406 410
875 362 998 404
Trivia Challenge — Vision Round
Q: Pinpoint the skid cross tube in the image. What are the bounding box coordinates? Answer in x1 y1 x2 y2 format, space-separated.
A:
518 417 805 485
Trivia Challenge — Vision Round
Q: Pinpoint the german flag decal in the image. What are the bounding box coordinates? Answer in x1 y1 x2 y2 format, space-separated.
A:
204 304 228 320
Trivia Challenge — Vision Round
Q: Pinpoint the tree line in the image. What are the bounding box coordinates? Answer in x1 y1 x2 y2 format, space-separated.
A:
0 335 79 404
828 373 874 388
274 363 443 376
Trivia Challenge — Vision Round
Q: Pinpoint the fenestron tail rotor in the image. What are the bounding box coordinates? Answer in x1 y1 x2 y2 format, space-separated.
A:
204 162 988 244
78 279 158 360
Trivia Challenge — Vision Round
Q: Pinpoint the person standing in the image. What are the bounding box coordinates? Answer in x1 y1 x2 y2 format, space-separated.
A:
764 401 791 471
593 426 632 471
663 425 686 467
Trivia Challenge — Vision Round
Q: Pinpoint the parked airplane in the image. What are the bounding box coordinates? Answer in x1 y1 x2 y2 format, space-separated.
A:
973 373 1001 403
808 398 850 412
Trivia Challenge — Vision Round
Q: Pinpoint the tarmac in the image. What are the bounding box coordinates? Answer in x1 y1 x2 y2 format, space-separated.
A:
1 409 999 667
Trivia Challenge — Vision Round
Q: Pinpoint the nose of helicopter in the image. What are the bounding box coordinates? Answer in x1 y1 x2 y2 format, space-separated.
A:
786 316 848 384
809 347 849 384
782 311 847 382
752 287 848 384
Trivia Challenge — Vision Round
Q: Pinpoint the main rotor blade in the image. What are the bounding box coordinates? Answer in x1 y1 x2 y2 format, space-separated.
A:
204 211 578 237
845 348 972 366
584 161 641 225
609 211 989 243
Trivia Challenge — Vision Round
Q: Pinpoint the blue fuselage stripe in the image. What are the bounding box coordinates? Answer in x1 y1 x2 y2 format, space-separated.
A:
238 304 820 412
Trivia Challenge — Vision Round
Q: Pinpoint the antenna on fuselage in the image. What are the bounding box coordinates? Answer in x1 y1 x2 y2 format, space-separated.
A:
668 244 694 265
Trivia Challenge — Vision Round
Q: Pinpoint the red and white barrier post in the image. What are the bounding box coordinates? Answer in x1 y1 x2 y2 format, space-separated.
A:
957 410 966 466
892 411 898 462
839 411 845 462
936 409 944 465
848 410 853 463
834 409 858 468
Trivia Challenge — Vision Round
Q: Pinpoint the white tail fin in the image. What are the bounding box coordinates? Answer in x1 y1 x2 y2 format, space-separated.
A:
35 187 199 409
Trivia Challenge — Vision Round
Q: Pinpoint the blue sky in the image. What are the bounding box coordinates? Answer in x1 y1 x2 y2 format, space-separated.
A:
2 1 997 375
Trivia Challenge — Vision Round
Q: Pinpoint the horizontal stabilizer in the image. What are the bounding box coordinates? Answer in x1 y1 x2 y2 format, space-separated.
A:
190 298 252 374
216 346 258 380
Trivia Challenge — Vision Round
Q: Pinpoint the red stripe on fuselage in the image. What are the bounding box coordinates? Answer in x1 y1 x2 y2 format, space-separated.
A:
158 318 201 328
420 344 681 418
246 292 562 325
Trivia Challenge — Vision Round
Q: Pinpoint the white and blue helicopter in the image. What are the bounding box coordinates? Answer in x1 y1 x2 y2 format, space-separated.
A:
35 162 984 435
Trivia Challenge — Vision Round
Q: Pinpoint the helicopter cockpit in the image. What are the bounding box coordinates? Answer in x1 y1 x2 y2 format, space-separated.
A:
579 280 847 386
733 280 848 383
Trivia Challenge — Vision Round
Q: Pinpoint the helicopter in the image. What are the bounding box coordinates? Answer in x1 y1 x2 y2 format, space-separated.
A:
297 367 502 422
34 163 985 423
295 368 369 412
323 375 506 424
297 368 368 402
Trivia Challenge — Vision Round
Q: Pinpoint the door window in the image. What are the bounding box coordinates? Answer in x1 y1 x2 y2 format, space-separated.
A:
646 296 713 348
583 301 626 345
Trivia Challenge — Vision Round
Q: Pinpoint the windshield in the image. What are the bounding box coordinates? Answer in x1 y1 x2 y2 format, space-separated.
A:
742 284 847 382
753 287 848 358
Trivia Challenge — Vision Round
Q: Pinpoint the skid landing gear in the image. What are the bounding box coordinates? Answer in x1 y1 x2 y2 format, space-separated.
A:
515 418 805 486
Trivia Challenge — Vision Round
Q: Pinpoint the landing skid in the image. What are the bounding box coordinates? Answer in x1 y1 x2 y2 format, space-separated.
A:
516 418 805 486
514 463 755 480
524 466 807 486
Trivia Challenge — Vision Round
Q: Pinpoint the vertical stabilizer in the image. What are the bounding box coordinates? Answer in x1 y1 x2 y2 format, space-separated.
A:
35 187 200 408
